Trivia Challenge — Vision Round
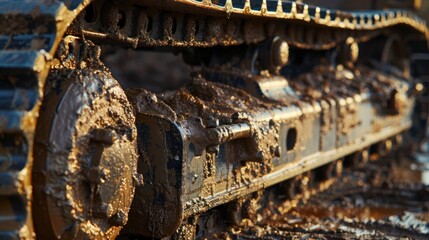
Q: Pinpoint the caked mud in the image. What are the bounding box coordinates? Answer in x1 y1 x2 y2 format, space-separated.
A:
220 151 429 239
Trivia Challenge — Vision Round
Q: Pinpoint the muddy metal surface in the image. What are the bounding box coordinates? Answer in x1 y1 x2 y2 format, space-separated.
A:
102 49 429 239
216 148 429 239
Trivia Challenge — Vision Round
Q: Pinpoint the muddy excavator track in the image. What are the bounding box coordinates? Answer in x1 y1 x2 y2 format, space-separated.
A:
0 0 428 239
72 0 429 51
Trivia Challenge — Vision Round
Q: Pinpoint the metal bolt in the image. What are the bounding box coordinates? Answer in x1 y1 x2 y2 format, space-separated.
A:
91 129 116 145
192 174 199 183
272 38 289 69
207 116 219 128
346 37 359 64
146 94 157 104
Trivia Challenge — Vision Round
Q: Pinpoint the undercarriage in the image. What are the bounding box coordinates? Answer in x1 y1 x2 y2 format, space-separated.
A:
0 0 428 239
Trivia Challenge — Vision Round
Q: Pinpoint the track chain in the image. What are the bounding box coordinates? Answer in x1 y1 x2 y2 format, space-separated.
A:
0 2 78 239
77 0 428 49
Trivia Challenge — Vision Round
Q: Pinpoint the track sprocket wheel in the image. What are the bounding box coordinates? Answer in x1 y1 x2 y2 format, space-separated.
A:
32 64 138 239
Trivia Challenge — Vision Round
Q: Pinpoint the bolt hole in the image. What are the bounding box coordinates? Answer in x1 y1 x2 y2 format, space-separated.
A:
117 10 126 29
84 3 97 23
172 18 177 34
286 127 297 151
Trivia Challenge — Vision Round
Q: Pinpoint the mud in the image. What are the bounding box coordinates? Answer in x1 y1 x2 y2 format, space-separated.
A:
219 151 429 239
32 40 138 239
103 47 426 239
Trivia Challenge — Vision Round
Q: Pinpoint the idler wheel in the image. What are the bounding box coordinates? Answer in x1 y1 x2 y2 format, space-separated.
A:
32 67 137 239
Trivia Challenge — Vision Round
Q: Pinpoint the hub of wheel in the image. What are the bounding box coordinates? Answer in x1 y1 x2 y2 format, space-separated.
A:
32 63 138 239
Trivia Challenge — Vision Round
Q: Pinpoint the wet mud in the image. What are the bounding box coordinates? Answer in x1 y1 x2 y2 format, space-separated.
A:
220 151 429 239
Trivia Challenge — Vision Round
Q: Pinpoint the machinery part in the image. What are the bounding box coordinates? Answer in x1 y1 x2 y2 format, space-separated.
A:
0 2 91 238
258 36 290 73
335 37 359 67
305 0 422 11
32 40 138 239
74 0 429 50
123 58 416 237
0 0 428 239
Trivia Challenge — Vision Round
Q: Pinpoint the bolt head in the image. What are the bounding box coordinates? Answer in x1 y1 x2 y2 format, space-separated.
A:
207 116 219 128
91 129 116 145
272 40 289 68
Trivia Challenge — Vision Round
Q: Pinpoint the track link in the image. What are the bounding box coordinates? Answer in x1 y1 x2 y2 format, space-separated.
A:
77 0 428 49
0 2 77 238
0 50 49 239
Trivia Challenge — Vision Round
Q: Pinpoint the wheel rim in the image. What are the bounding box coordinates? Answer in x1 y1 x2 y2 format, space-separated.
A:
33 67 137 239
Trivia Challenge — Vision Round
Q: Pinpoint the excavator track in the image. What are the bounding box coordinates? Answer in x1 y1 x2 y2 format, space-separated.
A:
0 0 428 239
75 0 428 49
